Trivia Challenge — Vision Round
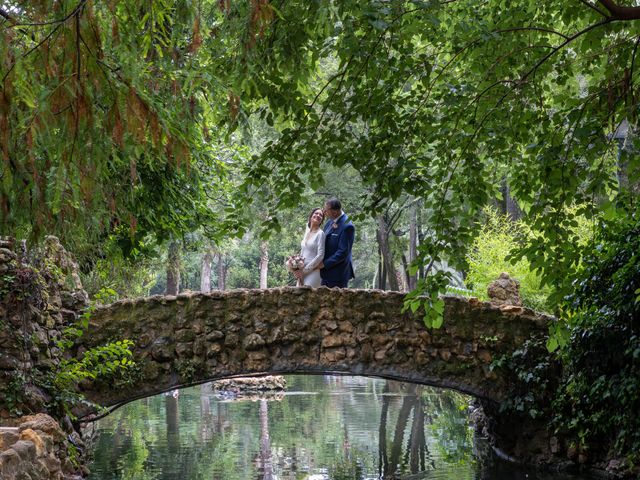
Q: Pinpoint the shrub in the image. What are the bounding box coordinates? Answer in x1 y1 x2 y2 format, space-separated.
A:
466 208 552 311
553 209 640 462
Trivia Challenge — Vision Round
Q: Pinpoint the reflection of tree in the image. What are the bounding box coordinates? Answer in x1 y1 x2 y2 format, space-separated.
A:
256 399 274 480
165 393 180 455
389 386 416 470
89 376 479 480
378 383 390 476
407 395 427 473
423 389 475 464
200 384 213 443
379 384 435 477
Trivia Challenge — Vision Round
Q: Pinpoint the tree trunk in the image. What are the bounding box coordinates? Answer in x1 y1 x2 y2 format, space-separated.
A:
200 251 213 293
500 180 523 221
401 253 411 291
259 240 269 289
408 203 418 290
165 240 180 296
417 208 425 280
216 252 226 291
396 269 406 292
376 247 385 290
377 215 399 291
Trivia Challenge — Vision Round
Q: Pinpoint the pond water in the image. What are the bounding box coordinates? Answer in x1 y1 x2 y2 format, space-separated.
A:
87 375 587 480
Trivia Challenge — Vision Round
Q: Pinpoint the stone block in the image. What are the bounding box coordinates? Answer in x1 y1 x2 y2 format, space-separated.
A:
150 338 174 362
243 333 266 351
439 349 452 361
477 349 492 364
0 248 17 261
374 349 387 362
175 342 193 358
0 352 18 370
323 320 338 332
42 455 62 478
487 272 521 306
320 347 346 363
224 333 239 347
17 415 64 441
20 428 45 457
0 429 19 450
322 333 355 348
339 321 354 333
175 328 196 343
206 330 224 341
11 440 36 460
207 343 222 358
360 344 373 362
0 448 21 479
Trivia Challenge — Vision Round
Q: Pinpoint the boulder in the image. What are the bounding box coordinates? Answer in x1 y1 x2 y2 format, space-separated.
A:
487 272 521 306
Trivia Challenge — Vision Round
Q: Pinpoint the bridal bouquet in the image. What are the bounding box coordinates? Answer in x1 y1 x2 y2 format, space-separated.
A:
285 254 305 272
286 254 305 286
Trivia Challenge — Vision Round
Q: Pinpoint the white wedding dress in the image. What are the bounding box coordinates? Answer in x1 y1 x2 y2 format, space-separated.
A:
300 229 326 287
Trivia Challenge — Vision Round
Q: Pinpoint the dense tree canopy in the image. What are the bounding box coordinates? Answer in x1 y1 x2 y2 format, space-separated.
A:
2 1 638 271
0 0 241 249
226 0 640 304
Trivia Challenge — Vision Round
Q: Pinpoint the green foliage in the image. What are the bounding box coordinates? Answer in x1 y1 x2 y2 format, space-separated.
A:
4 373 27 417
492 337 559 420
55 340 134 389
466 208 552 312
424 389 475 463
48 303 136 417
1 264 48 306
220 0 637 322
175 359 197 381
0 272 16 298
1 0 242 252
403 270 448 328
552 209 640 461
93 287 119 305
80 229 163 300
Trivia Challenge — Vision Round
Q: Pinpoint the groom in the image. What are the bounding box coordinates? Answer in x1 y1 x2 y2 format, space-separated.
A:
319 197 355 288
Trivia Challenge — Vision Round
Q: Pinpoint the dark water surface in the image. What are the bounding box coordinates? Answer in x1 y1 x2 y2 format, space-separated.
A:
88 375 588 480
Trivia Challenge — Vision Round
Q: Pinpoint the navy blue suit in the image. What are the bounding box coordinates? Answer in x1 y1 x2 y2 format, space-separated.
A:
321 213 355 288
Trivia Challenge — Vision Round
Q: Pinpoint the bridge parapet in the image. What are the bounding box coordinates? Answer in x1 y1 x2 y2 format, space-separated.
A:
79 287 551 409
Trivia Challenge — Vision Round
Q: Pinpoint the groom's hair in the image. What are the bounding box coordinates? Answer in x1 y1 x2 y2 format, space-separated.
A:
325 197 342 211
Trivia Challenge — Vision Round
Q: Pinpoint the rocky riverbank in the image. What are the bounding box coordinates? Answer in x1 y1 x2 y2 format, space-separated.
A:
0 413 85 479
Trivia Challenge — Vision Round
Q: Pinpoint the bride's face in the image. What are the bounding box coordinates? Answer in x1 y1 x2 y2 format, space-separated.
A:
310 209 324 228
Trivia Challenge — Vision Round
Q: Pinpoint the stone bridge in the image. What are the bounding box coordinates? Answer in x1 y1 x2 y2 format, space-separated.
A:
79 288 551 411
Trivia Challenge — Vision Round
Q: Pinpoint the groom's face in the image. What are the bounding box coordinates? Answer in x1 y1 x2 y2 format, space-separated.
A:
323 203 340 220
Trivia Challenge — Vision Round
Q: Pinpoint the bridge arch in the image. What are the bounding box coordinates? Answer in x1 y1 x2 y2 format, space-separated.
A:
78 288 550 410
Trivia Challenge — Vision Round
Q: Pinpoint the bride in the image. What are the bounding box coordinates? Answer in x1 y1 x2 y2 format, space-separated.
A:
295 208 326 287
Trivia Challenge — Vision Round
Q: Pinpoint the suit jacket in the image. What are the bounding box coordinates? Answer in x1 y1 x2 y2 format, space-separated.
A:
321 213 355 284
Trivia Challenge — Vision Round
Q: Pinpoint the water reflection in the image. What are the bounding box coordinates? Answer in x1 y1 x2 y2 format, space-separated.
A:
87 375 585 480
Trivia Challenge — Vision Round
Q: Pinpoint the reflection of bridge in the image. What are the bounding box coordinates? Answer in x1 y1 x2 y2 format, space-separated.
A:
79 288 551 409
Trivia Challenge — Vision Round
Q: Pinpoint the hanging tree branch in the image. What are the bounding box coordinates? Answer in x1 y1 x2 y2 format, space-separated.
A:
598 0 640 21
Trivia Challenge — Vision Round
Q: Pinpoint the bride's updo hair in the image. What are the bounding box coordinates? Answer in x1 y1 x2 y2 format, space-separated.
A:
307 207 325 228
